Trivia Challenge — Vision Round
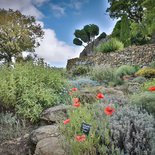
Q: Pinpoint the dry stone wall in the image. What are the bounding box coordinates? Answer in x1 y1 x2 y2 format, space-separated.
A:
66 44 155 70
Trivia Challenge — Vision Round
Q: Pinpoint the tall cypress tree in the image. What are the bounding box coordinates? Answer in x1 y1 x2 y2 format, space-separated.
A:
120 14 131 47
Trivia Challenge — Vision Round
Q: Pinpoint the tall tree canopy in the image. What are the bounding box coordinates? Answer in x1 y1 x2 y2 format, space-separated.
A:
0 9 44 64
106 0 144 23
73 24 106 51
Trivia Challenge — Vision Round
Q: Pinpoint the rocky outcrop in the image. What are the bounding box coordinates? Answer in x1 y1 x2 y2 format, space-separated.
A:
34 137 65 155
40 105 68 124
67 44 155 70
29 105 68 155
79 37 109 57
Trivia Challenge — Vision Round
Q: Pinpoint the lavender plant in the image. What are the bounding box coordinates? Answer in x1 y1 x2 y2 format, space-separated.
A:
109 105 155 155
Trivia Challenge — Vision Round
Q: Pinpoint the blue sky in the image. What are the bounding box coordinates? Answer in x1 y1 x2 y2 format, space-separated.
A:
0 0 116 67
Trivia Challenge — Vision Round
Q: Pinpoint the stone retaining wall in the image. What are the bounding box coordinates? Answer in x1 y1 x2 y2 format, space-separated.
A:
66 44 155 70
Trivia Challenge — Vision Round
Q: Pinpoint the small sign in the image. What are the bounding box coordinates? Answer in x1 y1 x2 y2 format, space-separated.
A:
81 122 91 135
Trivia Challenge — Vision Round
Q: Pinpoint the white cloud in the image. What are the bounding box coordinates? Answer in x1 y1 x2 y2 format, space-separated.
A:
50 4 65 17
0 0 83 67
0 0 44 19
35 28 83 67
70 0 89 10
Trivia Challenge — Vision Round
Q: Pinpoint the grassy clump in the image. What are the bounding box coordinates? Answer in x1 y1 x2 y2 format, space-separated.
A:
96 38 124 53
90 65 123 86
130 91 155 116
115 65 137 78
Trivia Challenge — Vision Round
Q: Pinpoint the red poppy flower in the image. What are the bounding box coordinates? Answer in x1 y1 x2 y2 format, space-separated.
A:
72 87 78 91
73 98 79 103
75 134 86 142
96 93 104 99
148 86 155 91
73 102 80 107
63 119 71 124
104 106 115 116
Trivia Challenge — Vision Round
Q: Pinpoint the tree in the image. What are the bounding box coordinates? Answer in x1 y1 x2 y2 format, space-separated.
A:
73 24 106 51
142 0 155 34
106 0 144 23
120 14 131 46
73 24 99 46
0 9 44 65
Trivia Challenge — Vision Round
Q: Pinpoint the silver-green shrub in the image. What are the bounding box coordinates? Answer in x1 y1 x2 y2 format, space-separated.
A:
90 65 123 86
130 92 155 116
115 65 137 78
109 105 155 155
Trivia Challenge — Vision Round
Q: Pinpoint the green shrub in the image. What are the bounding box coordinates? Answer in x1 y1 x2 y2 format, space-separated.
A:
141 78 155 91
132 76 147 84
116 65 137 78
109 105 155 155
69 77 100 90
90 65 123 86
149 61 155 68
0 62 68 122
71 65 90 76
60 105 100 155
130 92 155 116
0 112 30 143
135 67 155 77
96 38 124 53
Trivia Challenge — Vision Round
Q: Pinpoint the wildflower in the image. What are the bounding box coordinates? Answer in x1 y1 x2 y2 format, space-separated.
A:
73 97 79 103
104 106 115 116
72 87 78 91
148 86 155 91
75 134 86 142
63 119 71 124
73 102 80 107
96 93 104 99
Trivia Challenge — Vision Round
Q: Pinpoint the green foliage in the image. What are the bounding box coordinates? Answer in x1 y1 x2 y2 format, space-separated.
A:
106 0 144 23
135 67 155 77
60 105 100 155
0 112 30 143
69 77 100 90
97 32 107 40
115 65 137 78
73 24 106 52
111 20 121 38
132 76 147 84
90 65 123 86
73 38 82 46
109 105 155 155
71 65 90 76
120 14 131 47
142 78 155 90
96 38 124 53
142 0 155 34
130 22 150 45
131 92 155 116
149 61 155 68
0 62 68 122
0 9 44 65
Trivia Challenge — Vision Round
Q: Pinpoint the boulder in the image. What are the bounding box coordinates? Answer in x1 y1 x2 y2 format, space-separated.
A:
34 137 65 155
40 105 68 124
30 125 59 144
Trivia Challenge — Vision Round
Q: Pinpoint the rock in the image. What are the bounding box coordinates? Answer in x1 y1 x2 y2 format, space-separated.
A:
0 134 31 155
34 137 65 155
40 105 68 124
30 125 59 144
